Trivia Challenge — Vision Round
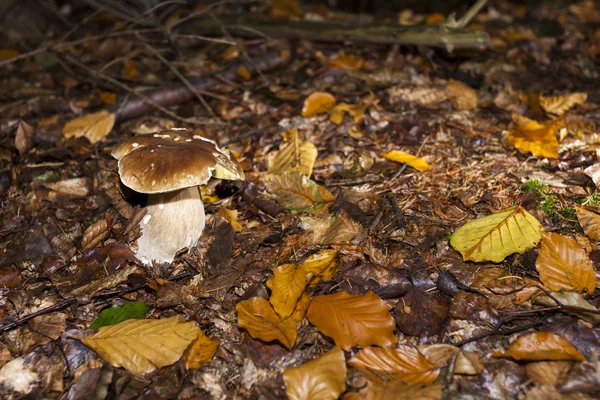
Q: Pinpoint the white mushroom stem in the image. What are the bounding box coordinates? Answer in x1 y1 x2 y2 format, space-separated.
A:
135 186 205 265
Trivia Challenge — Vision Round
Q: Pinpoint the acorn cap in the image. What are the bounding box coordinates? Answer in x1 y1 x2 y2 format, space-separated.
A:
111 130 244 194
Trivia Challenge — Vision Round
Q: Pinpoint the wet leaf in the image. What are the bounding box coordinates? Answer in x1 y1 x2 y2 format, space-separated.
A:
507 114 563 159
89 302 149 330
302 92 336 117
63 110 115 144
300 214 361 245
382 150 430 172
268 129 318 177
307 291 396 351
445 79 478 111
349 346 439 384
534 291 600 324
449 206 542 262
493 332 585 361
535 232 596 293
183 331 220 370
265 171 335 213
236 297 297 349
540 92 587 116
81 316 201 376
289 291 312 325
217 206 243 232
575 205 600 241
283 347 346 400
300 249 338 285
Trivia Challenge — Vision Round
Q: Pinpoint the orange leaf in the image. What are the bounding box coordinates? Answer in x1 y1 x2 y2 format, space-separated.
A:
283 347 346 400
63 111 115 144
575 206 600 241
507 114 563 159
302 92 336 117
361 381 442 400
236 297 297 349
307 291 396 351
98 91 117 105
237 66 251 81
328 102 366 125
328 54 365 71
494 332 585 361
535 232 596 293
183 331 220 370
289 291 312 325
267 263 311 319
349 346 439 384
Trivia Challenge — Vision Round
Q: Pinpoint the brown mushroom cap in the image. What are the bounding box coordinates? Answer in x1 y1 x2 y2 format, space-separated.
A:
111 130 244 193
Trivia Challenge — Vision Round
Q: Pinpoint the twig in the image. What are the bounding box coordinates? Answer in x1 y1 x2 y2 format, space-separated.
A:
446 0 490 29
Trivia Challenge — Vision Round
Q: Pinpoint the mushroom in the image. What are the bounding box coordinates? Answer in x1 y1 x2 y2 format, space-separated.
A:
111 130 245 265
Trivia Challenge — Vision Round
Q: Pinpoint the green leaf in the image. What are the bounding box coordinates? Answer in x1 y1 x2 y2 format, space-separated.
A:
90 302 149 330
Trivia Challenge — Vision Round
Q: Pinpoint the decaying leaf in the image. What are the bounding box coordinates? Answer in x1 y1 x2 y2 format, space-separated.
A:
236 297 297 349
349 346 439 384
89 302 149 329
449 206 542 262
534 291 600 324
63 110 116 144
265 171 335 213
217 206 243 232
268 129 318 177
540 92 587 116
283 347 346 400
300 214 361 245
535 232 596 293
445 79 478 111
493 332 585 361
382 150 430 172
81 316 201 376
575 205 600 241
302 92 336 117
507 114 563 159
526 361 572 386
81 219 109 250
307 291 396 351
183 331 220 370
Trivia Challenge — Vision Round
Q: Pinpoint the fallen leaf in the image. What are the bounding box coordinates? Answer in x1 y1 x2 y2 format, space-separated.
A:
183 331 220 370
382 150 430 172
81 316 200 376
361 381 442 400
507 114 563 159
217 206 243 232
575 205 600 241
268 129 318 177
123 60 138 78
267 263 311 320
236 297 297 349
453 351 484 375
265 171 335 213
540 92 587 116
307 291 396 351
534 291 600 324
89 302 149 330
445 79 478 111
302 92 336 117
329 102 366 125
300 214 361 245
450 206 542 262
98 91 117 105
493 332 585 361
81 219 109 250
349 346 439 384
289 291 312 325
271 0 303 19
283 347 346 400
328 54 365 71
535 232 596 293
526 361 572 386
15 120 35 155
237 65 251 80
63 110 115 144
394 288 449 338
0 49 19 60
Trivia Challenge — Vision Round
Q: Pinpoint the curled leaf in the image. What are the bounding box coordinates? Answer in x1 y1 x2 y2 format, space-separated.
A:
382 150 430 172
302 92 336 117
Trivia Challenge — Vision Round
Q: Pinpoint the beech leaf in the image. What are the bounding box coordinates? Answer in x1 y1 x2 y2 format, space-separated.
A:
283 347 346 400
445 79 477 111
183 331 220 370
507 114 562 159
362 381 442 400
493 332 585 361
81 316 201 376
300 215 361 245
268 129 318 177
63 110 115 144
449 206 542 262
236 297 297 349
307 291 396 351
540 92 587 116
302 92 336 117
382 150 430 172
265 171 335 213
575 205 600 241
534 291 600 324
535 232 596 293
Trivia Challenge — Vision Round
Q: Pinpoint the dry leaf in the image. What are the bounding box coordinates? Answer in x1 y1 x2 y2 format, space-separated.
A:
15 120 35 155
183 331 220 370
81 219 109 250
98 91 117 105
507 114 563 159
540 92 587 116
493 332 585 361
81 316 200 376
535 232 596 293
454 351 484 375
361 381 442 400
237 65 251 80
123 60 138 78
300 214 361 245
268 129 318 177
575 205 600 241
289 291 312 325
302 92 336 117
265 171 335 213
283 347 346 400
450 206 542 262
349 346 439 384
307 291 396 351
328 103 366 125
271 0 302 19
445 79 478 111
382 150 430 172
267 263 311 320
63 110 116 144
526 361 572 386
236 297 297 349
328 54 365 71
217 206 243 232
418 344 460 368
534 291 600 324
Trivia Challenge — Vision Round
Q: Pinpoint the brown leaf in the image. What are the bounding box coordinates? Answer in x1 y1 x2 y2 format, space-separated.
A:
63 110 115 144
302 92 336 117
283 347 346 400
394 288 449 338
445 79 478 111
349 346 439 384
300 215 361 245
81 219 109 250
327 53 365 71
575 205 600 241
15 120 35 155
526 361 572 386
361 381 442 400
265 171 335 213
307 291 396 351
535 232 596 293
493 332 585 361
540 92 587 116
236 297 297 349
183 331 220 370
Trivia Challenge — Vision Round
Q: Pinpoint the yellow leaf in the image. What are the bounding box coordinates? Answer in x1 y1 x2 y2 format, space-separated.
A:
267 263 311 320
382 150 430 172
328 102 366 125
237 66 251 80
265 171 335 213
289 291 312 325
449 206 542 262
445 79 478 111
302 92 336 117
535 232 596 293
575 205 600 241
307 291 397 351
493 332 585 361
268 129 318 177
236 297 297 349
540 92 587 116
283 347 346 400
349 346 439 384
63 111 115 144
81 316 200 376
217 206 243 232
183 331 220 370
507 114 562 158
